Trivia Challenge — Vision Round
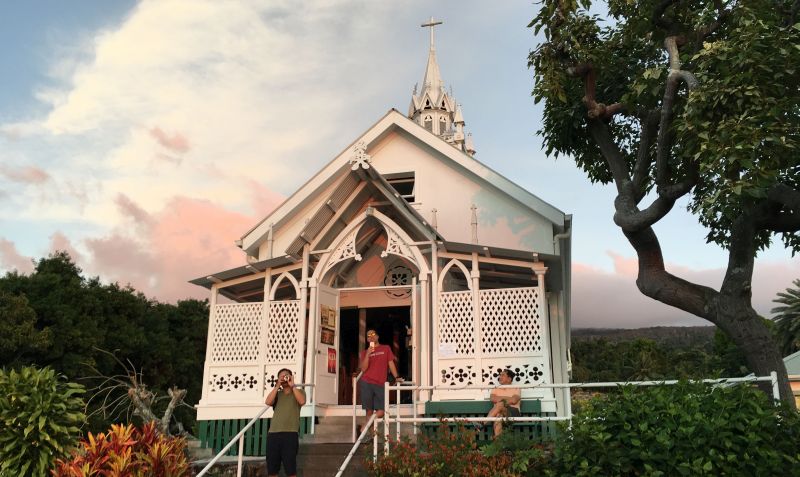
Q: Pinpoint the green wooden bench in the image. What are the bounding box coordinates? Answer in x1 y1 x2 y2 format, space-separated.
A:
421 400 556 442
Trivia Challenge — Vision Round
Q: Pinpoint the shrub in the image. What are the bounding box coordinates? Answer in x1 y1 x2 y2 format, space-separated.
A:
52 421 188 476
547 382 800 476
366 422 524 477
480 430 552 476
0 366 85 477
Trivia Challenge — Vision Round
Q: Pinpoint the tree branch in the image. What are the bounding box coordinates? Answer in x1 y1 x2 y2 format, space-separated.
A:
567 63 627 120
586 118 633 193
614 195 679 231
652 0 681 31
623 226 718 319
789 0 800 26
767 183 800 211
632 111 660 202
756 183 800 232
656 37 699 188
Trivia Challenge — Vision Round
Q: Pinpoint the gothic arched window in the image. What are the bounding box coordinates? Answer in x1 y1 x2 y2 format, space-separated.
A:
439 117 447 134
424 115 433 132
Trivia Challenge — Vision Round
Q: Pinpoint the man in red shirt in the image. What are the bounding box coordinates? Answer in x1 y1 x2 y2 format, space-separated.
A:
358 329 401 426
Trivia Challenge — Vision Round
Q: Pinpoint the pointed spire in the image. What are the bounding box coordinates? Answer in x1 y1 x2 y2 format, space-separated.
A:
407 17 476 155
453 103 464 124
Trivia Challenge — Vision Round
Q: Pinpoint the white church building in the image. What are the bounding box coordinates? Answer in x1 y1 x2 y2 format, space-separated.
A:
191 20 572 452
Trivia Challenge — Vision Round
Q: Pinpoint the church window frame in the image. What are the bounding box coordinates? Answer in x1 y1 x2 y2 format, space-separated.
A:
423 114 433 132
385 171 416 203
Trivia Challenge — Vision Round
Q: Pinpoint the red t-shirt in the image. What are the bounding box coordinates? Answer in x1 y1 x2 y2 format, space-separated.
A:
359 344 395 385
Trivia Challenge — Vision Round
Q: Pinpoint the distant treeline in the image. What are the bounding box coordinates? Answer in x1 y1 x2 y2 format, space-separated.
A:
0 252 208 432
571 326 750 382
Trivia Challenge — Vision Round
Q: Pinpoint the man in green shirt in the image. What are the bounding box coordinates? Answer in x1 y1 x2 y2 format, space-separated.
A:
265 368 306 477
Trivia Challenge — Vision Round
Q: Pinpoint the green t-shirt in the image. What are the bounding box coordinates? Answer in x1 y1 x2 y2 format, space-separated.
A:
269 389 305 433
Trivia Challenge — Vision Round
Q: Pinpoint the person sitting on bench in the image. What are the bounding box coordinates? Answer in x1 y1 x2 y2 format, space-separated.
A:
487 369 521 438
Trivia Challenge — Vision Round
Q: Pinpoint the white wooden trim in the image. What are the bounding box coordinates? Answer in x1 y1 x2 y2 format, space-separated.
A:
269 271 301 300
437 258 472 291
438 251 548 273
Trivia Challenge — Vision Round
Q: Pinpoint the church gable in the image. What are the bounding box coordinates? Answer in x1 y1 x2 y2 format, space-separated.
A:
241 110 565 261
369 128 560 253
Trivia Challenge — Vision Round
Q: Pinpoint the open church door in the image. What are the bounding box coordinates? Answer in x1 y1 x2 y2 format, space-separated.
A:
314 284 339 404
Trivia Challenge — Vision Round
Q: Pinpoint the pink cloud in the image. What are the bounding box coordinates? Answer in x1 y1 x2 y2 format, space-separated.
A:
0 165 50 184
607 251 638 277
149 127 190 154
115 193 154 226
49 232 84 263
0 238 34 274
573 254 800 328
247 180 285 217
72 189 282 302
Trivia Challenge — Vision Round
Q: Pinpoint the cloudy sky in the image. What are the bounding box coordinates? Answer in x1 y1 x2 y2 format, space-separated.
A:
0 0 796 328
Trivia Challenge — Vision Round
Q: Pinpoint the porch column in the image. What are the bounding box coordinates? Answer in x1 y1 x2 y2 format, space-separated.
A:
535 268 559 410
471 252 482 390
200 284 219 403
419 275 430 396
303 277 319 393
429 244 439 401
261 270 272 399
297 245 310 384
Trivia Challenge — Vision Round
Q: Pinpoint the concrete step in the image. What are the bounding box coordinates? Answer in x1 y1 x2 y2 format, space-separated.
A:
186 438 215 461
190 442 370 477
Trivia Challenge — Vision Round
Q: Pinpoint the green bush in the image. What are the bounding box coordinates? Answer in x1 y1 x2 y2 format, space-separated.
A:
547 382 800 476
0 366 85 477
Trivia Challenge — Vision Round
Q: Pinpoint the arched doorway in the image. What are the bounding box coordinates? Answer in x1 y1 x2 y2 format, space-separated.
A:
310 209 427 405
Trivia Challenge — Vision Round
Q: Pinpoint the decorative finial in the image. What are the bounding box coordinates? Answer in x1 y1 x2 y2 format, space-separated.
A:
421 17 443 51
349 141 371 170
470 204 478 244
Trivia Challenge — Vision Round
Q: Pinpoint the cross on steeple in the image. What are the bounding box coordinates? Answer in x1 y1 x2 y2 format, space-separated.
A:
421 16 442 51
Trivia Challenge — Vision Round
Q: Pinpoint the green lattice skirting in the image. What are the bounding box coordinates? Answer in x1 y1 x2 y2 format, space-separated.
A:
198 417 312 456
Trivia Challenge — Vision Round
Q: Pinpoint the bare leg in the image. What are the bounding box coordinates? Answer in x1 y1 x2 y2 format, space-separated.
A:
364 409 374 430
488 402 506 437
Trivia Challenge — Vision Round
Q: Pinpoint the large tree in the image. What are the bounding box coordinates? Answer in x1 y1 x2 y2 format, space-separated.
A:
530 0 800 404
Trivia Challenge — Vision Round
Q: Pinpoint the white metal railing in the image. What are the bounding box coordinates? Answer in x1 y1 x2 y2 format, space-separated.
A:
351 370 363 442
196 383 315 477
335 413 377 477
377 372 781 460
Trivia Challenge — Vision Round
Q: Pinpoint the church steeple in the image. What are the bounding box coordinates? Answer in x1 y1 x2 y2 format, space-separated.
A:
408 17 475 155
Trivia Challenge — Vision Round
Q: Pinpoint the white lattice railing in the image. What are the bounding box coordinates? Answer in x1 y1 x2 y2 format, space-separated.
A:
435 286 551 399
210 303 264 363
203 300 303 408
438 291 475 356
480 287 543 355
266 300 300 363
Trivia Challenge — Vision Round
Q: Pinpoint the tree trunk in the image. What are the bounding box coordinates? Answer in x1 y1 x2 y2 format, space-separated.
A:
623 227 795 407
712 299 792 404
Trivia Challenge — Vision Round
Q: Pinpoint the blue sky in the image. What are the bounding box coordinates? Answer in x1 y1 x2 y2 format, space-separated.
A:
0 0 796 327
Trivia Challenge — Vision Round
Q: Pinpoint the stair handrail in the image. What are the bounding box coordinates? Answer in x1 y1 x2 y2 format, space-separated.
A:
335 412 377 477
196 383 315 477
351 370 363 442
